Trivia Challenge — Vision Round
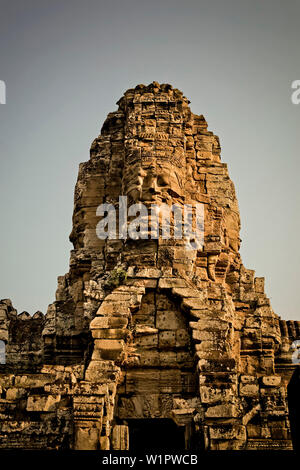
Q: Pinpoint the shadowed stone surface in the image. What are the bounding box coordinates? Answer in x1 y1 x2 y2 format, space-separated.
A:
0 82 299 450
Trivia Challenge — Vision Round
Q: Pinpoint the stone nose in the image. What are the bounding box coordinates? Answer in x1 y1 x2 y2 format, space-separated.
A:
143 176 159 192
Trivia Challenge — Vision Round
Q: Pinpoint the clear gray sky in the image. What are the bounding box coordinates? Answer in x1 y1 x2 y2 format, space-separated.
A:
0 0 299 320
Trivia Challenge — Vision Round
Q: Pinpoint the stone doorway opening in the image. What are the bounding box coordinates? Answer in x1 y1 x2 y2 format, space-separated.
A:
127 418 185 451
288 367 300 451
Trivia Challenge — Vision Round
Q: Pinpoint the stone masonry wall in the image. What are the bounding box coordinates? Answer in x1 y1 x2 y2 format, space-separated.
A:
0 82 298 450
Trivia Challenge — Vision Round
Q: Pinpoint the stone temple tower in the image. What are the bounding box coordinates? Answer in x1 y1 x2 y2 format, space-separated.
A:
0 82 299 451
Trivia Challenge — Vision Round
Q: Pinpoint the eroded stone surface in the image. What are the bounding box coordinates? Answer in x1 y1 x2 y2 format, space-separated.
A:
0 82 298 451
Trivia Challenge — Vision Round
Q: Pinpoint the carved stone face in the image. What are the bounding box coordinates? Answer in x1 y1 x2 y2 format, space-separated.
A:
124 158 184 204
